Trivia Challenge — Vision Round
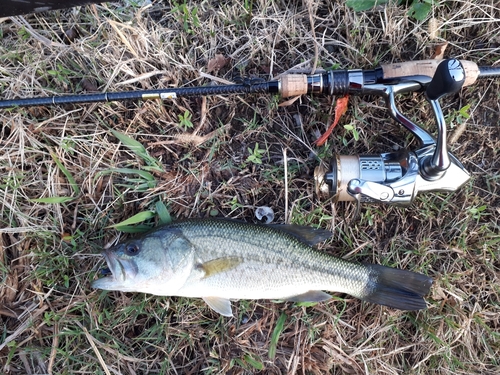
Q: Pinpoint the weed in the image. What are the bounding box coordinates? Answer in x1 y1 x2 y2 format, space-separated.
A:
47 65 74 87
468 204 488 221
346 0 437 21
341 123 360 146
177 110 194 130
446 104 471 128
246 142 266 165
171 0 200 34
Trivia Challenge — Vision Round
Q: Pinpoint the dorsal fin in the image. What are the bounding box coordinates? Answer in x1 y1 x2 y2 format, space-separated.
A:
270 224 332 246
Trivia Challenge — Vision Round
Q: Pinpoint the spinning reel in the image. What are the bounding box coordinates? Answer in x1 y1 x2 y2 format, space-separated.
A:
314 59 472 206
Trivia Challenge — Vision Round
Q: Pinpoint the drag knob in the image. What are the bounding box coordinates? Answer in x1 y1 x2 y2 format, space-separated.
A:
426 59 466 100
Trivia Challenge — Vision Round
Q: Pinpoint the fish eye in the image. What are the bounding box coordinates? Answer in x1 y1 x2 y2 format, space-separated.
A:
124 244 140 256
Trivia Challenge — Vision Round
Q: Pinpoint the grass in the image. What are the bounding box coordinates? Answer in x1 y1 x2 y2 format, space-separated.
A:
0 0 500 373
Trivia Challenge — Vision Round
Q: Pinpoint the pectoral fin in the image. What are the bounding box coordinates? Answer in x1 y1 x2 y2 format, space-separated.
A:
285 290 332 303
199 257 241 278
203 296 233 317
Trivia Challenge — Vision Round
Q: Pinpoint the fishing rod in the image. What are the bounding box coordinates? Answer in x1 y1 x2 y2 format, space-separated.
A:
2 58 500 207
0 59 496 109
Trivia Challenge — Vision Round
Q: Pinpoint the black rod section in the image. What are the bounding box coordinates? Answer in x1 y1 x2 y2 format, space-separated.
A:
478 66 500 79
1 0 104 17
0 81 272 109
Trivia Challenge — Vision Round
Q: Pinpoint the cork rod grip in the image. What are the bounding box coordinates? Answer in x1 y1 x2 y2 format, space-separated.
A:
280 74 308 97
381 60 480 87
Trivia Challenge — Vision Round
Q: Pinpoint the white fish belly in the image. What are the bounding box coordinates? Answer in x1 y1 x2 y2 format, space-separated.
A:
174 261 368 300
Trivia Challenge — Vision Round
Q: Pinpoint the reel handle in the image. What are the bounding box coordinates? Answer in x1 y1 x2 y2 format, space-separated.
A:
426 59 466 100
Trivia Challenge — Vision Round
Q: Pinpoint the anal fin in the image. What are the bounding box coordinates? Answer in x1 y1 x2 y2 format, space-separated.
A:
285 290 332 303
203 296 233 317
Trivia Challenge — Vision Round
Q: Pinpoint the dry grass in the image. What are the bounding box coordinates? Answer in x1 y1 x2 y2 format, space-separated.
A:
1 0 499 373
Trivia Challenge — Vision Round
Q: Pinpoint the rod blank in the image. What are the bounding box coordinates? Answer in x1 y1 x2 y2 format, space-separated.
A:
0 81 273 109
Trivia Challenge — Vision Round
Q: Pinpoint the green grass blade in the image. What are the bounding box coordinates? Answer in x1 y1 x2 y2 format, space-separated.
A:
294 301 319 307
155 201 172 225
30 196 75 204
111 129 147 155
50 151 80 196
243 354 263 370
111 130 164 171
109 168 156 181
113 224 153 233
107 211 155 228
269 313 287 360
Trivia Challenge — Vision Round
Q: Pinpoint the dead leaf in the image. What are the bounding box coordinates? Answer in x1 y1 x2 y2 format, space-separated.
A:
63 26 80 43
1 271 18 304
207 54 229 73
108 19 139 58
260 65 271 74
428 17 439 40
81 78 98 92
315 95 349 146
117 70 168 86
149 124 231 147
431 41 448 60
278 95 301 107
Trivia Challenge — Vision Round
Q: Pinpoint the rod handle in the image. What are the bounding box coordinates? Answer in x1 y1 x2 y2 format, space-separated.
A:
280 74 309 97
381 59 479 87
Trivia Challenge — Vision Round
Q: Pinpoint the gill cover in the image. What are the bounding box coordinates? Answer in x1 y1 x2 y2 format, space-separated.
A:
92 228 197 295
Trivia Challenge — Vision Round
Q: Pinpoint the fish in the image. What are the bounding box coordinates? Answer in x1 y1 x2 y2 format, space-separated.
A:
92 218 433 316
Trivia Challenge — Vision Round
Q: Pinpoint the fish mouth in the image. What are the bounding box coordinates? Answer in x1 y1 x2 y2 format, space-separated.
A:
91 249 138 290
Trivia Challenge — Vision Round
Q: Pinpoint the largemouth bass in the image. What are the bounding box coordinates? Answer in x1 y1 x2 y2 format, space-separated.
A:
92 218 432 316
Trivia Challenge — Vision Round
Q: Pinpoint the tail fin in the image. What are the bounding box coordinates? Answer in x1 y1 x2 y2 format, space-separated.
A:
361 264 433 310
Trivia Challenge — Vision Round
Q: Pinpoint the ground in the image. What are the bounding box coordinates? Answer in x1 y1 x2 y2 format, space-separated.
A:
0 0 499 374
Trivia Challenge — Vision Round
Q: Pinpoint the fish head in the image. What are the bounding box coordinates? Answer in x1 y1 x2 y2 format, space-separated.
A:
92 228 196 295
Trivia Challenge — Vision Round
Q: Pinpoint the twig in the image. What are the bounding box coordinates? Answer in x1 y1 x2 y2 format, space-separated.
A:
0 304 48 351
77 321 112 375
283 148 289 224
305 0 319 74
47 322 59 375
11 16 67 48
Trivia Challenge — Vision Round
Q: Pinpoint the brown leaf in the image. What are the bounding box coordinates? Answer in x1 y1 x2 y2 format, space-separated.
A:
278 95 301 107
64 26 80 43
431 41 448 60
1 271 18 304
81 78 99 92
315 95 350 146
207 54 229 73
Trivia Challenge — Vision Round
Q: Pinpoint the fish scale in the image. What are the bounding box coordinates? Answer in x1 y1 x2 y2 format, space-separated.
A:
92 218 433 316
